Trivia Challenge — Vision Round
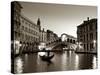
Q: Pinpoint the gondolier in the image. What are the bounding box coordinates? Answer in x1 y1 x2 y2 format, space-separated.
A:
38 42 54 61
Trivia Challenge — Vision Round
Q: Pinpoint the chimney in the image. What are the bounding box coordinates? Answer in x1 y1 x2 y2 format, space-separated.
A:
87 17 89 21
84 21 87 23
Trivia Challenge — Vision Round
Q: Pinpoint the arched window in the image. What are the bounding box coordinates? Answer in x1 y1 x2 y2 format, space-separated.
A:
67 38 69 42
70 39 72 43
73 40 75 44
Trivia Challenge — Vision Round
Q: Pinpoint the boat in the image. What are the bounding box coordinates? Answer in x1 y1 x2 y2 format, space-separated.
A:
39 54 54 61
38 42 54 61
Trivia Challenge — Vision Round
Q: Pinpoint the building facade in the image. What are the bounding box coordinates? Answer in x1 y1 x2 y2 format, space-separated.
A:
11 2 40 53
11 1 60 53
11 2 23 54
20 15 40 51
20 15 40 43
47 30 59 45
11 1 22 42
77 17 97 53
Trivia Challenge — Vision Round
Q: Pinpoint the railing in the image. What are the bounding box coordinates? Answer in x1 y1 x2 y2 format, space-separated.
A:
13 41 76 56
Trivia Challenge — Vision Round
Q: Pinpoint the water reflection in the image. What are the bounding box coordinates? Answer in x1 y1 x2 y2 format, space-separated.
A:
36 53 54 72
92 56 97 69
61 52 67 70
14 51 97 73
14 57 23 73
75 54 79 69
24 54 28 62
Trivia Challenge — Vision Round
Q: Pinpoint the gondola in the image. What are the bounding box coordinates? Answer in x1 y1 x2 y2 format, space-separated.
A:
39 54 54 61
38 42 54 61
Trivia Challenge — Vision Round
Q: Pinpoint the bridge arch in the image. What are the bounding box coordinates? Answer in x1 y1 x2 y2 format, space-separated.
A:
60 33 77 50
61 33 77 43
61 33 68 42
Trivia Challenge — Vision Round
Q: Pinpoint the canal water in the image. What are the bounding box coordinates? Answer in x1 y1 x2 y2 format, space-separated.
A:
14 51 97 74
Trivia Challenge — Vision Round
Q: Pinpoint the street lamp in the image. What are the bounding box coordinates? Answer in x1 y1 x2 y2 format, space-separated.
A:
76 42 79 51
93 40 96 44
93 40 96 49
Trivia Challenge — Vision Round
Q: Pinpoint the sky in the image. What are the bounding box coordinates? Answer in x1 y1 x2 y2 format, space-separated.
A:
20 2 97 37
